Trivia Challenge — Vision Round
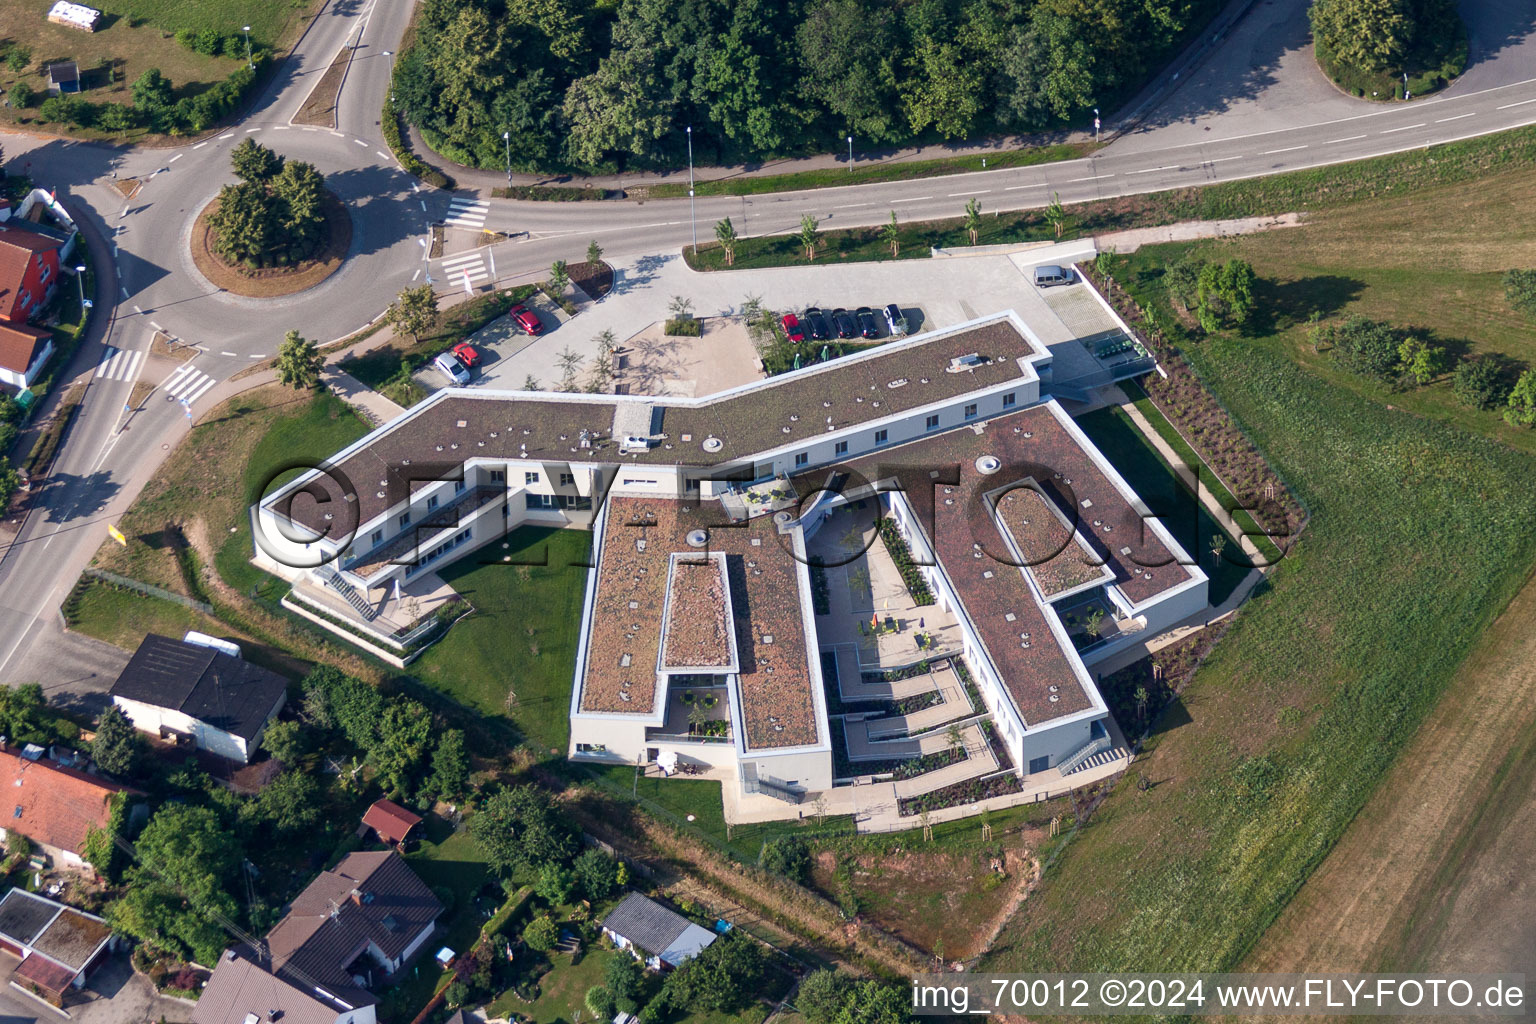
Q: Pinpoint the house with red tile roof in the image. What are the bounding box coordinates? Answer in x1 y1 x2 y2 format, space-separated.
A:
0 224 64 324
358 798 421 848
0 745 133 872
0 321 55 389
254 308 1210 818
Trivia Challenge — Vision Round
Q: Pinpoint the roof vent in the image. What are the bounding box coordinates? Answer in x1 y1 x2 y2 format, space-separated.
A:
975 455 1001 475
782 426 791 434
701 437 723 453
1048 694 1059 702
1049 684 1059 692
685 529 708 548
887 378 908 389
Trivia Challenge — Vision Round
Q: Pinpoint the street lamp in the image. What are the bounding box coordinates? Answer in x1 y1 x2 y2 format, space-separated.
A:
1093 107 1100 143
502 130 511 186
243 25 252 69
686 125 697 256
73 263 86 307
847 135 853 172
382 50 394 103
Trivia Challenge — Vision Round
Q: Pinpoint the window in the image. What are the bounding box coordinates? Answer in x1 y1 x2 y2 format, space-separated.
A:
964 403 978 420
454 479 466 494
559 494 592 510
1029 755 1050 774
525 493 558 510
37 264 50 284
525 471 539 484
874 429 888 445
1002 391 1016 408
398 512 411 528
559 473 575 487
371 530 383 545
794 452 808 468
834 440 849 456
426 495 439 511
490 470 506 483
925 414 939 430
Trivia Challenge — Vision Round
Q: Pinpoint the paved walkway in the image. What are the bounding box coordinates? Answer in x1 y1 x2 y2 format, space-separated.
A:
1094 213 1307 253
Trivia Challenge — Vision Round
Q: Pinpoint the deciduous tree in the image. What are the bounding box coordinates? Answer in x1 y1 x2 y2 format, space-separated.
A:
384 284 440 343
276 329 323 390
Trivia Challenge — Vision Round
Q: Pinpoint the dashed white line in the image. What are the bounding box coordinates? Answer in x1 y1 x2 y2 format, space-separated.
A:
889 196 932 203
273 125 290 130
1127 165 1176 175
1435 112 1477 122
1064 174 1114 182
1325 134 1369 144
118 205 129 219
1262 145 1308 155
1496 97 1536 110
948 189 990 196
329 131 345 138
192 141 208 149
833 202 872 209
149 321 165 333
1202 156 1245 164
217 133 234 140
1004 183 1047 190
354 139 368 147
119 286 128 299
168 153 183 163
411 268 422 281
132 304 143 314
249 354 266 359
245 127 261 133
221 350 238 357
377 151 390 160
1379 122 1426 134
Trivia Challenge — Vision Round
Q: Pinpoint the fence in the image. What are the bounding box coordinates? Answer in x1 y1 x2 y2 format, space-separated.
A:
79 568 213 614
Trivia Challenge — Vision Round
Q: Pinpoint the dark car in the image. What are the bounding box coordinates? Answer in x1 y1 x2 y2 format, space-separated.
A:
831 307 858 339
854 306 879 339
780 313 806 344
803 307 832 341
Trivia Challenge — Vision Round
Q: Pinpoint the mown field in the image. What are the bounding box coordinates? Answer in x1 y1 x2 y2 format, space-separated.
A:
983 320 1536 971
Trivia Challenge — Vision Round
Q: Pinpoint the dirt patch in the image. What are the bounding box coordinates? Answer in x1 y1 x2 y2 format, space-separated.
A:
293 46 351 128
112 178 141 199
191 189 351 298
1243 567 1536 981
150 330 191 359
616 316 761 397
566 259 613 300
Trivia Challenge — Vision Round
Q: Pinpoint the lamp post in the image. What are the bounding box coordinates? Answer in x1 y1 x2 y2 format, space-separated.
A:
243 25 252 69
503 130 511 186
847 135 853 172
1093 107 1100 143
686 125 697 256
73 263 91 317
383 50 394 104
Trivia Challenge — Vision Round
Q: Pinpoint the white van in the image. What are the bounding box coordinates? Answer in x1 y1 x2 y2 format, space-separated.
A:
1033 265 1073 287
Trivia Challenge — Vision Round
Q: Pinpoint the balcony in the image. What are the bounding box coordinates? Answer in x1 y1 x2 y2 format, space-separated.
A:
646 684 733 744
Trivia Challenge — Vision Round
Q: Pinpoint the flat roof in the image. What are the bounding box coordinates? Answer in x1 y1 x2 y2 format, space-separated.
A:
579 497 818 750
659 552 737 672
993 485 1114 599
270 316 1046 537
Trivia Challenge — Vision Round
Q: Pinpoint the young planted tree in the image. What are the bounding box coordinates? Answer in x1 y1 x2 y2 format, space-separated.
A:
1504 369 1536 428
384 284 440 343
548 258 570 295
276 329 323 390
881 210 900 257
799 213 820 261
555 345 583 390
964 197 982 245
714 216 739 266
1045 191 1066 239
668 294 694 320
586 238 604 264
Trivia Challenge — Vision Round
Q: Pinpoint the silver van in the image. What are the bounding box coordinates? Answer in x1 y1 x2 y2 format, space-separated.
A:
1034 264 1073 287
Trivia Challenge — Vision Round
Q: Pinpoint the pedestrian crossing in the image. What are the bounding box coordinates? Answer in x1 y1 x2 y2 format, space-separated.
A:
94 345 145 383
439 250 489 287
164 362 218 406
443 197 489 229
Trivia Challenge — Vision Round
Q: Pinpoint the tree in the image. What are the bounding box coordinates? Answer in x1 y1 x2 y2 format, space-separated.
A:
586 239 604 264
662 930 762 1013
1503 268 1536 320
131 68 174 111
107 804 241 965
548 259 570 295
1326 315 1399 379
881 211 900 257
260 719 307 765
0 459 21 510
1396 335 1448 385
522 914 559 951
1452 354 1511 410
796 0 900 142
522 374 542 391
901 37 985 139
586 986 616 1020
372 698 433 797
759 836 809 883
1505 369 1536 428
605 953 645 1011
5 46 30 73
668 295 694 320
469 785 576 875
272 160 325 249
799 213 820 262
426 728 469 803
0 684 56 747
964 197 982 245
1309 0 1411 73
230 138 284 183
555 346 583 391
384 284 439 343
535 862 576 903
91 704 143 776
276 329 323 390
1163 254 1204 311
1045 192 1066 239
831 980 915 1024
1195 258 1256 329
208 182 275 265
714 217 738 266
572 847 620 901
7 82 33 109
797 969 851 1024
241 770 323 834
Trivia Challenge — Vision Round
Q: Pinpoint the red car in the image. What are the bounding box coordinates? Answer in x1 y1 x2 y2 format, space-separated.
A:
780 312 806 343
451 342 480 368
510 304 543 335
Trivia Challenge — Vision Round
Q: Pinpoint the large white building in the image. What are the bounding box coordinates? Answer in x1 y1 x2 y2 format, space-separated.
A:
255 311 1206 811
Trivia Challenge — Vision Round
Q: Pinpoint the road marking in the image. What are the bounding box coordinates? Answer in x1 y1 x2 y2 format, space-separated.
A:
438 251 489 283
1497 97 1536 110
411 268 421 281
948 189 990 196
1325 134 1369 143
1126 165 1176 174
1202 155 1245 163
149 321 165 333
95 346 145 382
217 133 234 140
168 154 182 163
1380 122 1426 134
1262 144 1308 155
192 141 207 149
221 350 238 356
1435 112 1477 122
1004 183 1047 190
443 197 491 228
354 139 368 147
330 131 344 138
273 125 290 130
411 182 420 193
833 202 872 209
132 304 142 314
420 200 427 212
377 151 391 160
119 286 127 299
889 196 932 203
245 127 261 133
1064 174 1113 182
118 205 129 219
164 363 218 405
250 353 266 358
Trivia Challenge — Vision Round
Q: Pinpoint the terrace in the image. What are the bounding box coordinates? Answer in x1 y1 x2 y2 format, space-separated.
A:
647 684 732 743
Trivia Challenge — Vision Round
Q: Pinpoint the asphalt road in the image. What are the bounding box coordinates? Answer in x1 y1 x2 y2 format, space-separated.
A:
0 0 1534 686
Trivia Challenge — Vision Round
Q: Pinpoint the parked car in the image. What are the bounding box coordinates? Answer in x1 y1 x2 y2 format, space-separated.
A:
510 304 544 335
1033 264 1073 287
803 307 832 341
883 303 908 335
433 352 471 385
854 306 879 339
780 313 806 343
451 342 480 369
831 307 858 339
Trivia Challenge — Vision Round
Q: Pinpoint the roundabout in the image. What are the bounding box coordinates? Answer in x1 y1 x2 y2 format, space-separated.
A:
189 186 352 299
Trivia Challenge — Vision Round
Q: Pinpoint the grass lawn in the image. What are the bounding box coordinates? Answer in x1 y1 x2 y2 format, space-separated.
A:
491 945 612 1024
408 526 591 757
983 305 1536 971
1073 405 1255 607
63 582 215 651
91 0 320 50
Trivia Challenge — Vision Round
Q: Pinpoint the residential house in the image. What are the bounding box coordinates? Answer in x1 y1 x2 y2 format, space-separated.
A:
0 224 63 323
0 744 131 872
0 889 116 1005
0 322 54 389
358 799 421 849
195 949 376 1024
601 893 716 969
108 633 288 764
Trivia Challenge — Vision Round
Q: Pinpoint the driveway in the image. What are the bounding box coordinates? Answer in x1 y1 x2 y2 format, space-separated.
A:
0 953 192 1024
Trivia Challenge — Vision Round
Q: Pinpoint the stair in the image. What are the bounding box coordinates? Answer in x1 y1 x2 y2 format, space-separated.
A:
318 566 378 621
1060 743 1126 777
1055 734 1112 777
